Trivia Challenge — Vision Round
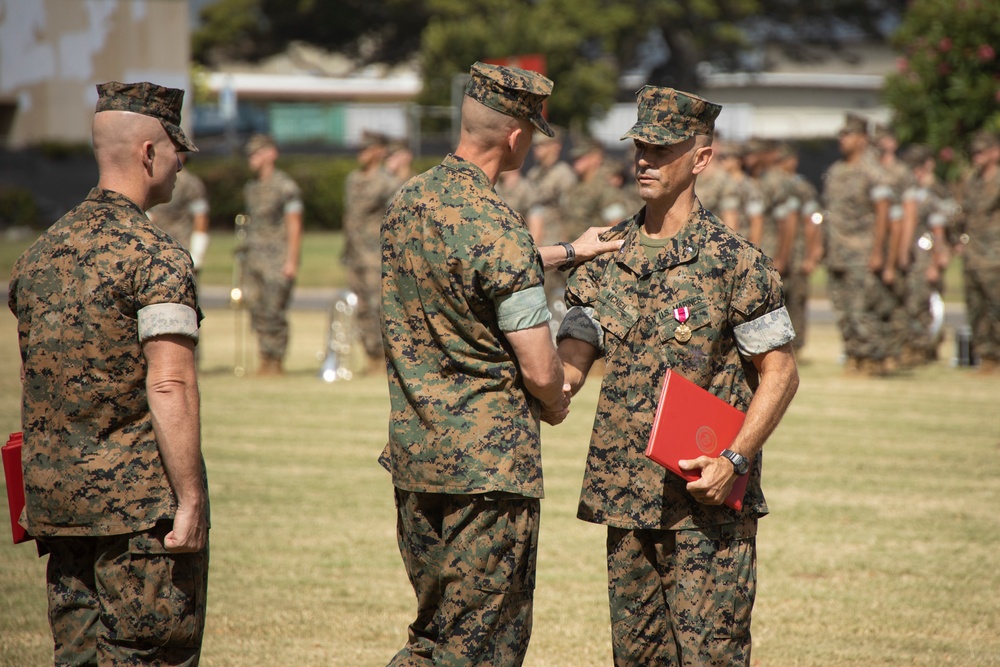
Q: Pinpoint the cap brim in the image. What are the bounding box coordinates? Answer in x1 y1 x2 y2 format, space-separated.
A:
165 123 198 153
620 123 689 146
531 114 555 138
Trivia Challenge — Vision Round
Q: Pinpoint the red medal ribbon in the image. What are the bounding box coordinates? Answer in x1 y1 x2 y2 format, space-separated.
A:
673 307 690 324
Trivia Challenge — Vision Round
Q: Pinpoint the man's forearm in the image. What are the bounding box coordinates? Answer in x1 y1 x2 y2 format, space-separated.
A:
727 344 799 461
145 338 206 510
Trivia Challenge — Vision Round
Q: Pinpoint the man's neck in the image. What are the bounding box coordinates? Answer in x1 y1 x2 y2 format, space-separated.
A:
642 189 696 239
256 163 275 182
96 176 150 211
454 143 505 185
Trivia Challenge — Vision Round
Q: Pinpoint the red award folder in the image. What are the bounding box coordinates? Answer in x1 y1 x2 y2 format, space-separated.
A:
645 370 749 510
3 432 32 544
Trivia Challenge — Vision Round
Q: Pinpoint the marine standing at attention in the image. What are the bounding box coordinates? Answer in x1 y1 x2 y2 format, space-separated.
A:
557 85 799 667
9 80 210 666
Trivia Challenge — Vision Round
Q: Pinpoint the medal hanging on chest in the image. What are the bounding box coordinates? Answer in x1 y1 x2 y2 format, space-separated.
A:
673 306 692 343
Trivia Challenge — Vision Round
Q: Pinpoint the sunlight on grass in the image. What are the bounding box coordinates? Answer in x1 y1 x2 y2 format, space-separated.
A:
1 298 998 666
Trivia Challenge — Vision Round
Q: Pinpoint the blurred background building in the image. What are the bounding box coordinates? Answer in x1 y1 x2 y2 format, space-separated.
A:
0 0 193 148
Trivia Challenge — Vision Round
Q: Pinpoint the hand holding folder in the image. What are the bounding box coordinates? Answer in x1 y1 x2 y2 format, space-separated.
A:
645 370 749 510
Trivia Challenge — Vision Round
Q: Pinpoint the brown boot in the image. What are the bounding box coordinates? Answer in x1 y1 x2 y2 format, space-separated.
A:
859 358 885 378
257 356 283 377
976 359 999 375
843 356 862 376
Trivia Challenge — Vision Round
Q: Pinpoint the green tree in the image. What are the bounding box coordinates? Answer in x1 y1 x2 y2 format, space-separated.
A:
193 0 907 131
418 0 636 131
883 0 1000 167
193 0 428 66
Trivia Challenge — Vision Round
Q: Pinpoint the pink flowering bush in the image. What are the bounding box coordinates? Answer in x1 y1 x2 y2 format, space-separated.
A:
884 0 1000 177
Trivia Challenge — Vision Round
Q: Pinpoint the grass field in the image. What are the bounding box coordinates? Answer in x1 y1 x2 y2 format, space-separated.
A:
1 252 999 665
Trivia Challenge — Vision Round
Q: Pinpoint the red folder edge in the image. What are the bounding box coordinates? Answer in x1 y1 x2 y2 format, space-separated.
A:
3 432 33 544
645 370 750 511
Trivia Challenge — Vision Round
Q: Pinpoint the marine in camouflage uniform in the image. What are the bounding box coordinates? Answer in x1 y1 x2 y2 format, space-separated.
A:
746 141 800 277
557 86 799 667
8 81 209 667
821 114 895 375
873 126 911 368
343 130 399 371
496 165 536 218
561 136 628 242
898 144 954 363
954 130 1000 373
526 127 578 333
776 144 824 353
243 133 304 375
696 141 761 236
380 62 568 667
147 159 210 270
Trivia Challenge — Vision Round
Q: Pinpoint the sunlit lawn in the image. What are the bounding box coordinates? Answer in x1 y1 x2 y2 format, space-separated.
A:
1 251 998 665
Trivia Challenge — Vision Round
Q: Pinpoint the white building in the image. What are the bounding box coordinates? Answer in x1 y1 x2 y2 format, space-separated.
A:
0 0 193 148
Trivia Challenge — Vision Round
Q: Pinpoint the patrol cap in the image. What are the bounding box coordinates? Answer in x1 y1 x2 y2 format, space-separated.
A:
620 85 721 146
244 133 276 157
95 81 197 152
840 112 869 136
873 122 895 140
387 137 410 153
900 143 934 167
570 135 603 159
464 61 554 138
969 129 1000 153
360 129 389 149
775 142 798 160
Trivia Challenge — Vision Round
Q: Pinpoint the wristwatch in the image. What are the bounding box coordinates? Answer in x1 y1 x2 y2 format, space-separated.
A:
720 449 749 476
557 241 576 271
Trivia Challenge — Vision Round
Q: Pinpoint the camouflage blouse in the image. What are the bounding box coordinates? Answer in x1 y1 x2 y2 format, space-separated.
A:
243 168 302 267
9 188 202 537
380 154 548 498
821 158 892 270
560 204 793 531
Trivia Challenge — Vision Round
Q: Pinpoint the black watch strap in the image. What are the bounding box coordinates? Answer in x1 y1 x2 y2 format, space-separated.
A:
720 449 750 476
557 241 576 271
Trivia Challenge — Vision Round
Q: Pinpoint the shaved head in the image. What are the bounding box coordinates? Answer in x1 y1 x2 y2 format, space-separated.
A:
460 97 525 150
93 110 180 209
93 110 167 173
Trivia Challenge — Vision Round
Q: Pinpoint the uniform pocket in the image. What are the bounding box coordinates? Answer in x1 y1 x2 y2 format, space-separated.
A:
108 524 208 648
595 292 639 357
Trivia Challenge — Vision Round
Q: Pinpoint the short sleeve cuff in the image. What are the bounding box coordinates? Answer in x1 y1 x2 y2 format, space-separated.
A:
746 201 765 217
137 303 200 343
189 198 209 215
284 199 304 215
496 285 551 332
871 184 893 202
556 306 603 350
733 306 795 357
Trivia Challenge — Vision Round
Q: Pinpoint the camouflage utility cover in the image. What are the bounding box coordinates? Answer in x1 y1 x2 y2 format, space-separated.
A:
8 188 203 537
559 205 793 530
380 154 547 497
96 81 197 152
465 62 554 138
621 86 721 146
